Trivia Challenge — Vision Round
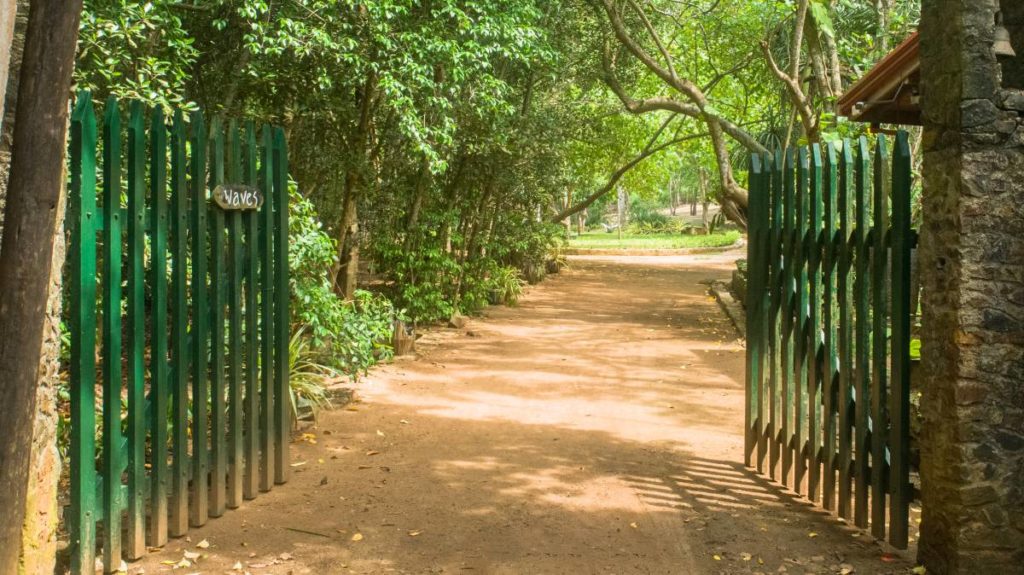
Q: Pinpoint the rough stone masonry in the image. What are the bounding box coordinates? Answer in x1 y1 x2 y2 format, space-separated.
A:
919 0 1024 573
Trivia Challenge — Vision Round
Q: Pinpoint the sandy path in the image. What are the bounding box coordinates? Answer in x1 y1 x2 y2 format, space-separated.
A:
132 253 914 575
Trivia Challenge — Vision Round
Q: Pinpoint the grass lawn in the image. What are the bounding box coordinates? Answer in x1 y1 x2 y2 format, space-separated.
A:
568 230 741 250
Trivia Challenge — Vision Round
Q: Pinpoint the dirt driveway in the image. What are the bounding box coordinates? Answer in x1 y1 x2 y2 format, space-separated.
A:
132 252 916 575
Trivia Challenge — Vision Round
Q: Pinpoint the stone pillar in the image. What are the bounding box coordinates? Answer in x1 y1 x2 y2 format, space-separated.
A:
919 0 1024 573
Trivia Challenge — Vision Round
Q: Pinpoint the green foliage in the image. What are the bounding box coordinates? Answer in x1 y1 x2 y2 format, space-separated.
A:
288 184 401 376
76 1 199 111
570 231 741 250
489 266 525 306
288 327 339 422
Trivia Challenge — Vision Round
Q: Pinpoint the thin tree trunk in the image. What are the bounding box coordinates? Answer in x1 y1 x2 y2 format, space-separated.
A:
0 1 82 571
332 70 378 298
402 156 431 252
700 168 710 234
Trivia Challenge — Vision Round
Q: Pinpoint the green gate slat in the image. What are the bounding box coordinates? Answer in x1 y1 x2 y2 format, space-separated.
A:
806 144 822 503
190 110 211 527
272 127 291 484
794 147 809 495
227 120 245 508
101 97 125 570
70 91 99 575
209 118 228 517
837 139 855 521
853 136 871 529
822 143 839 512
870 134 890 540
244 121 260 500
259 125 276 493
768 149 784 480
888 131 912 549
148 107 170 547
125 100 147 559
169 109 190 537
757 151 773 471
745 154 762 467
780 148 796 488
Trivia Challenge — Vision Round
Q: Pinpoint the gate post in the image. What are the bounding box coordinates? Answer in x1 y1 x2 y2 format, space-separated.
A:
918 0 1024 571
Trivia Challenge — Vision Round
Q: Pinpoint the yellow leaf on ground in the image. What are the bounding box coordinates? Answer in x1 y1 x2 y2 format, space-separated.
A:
351 533 363 542
408 530 423 537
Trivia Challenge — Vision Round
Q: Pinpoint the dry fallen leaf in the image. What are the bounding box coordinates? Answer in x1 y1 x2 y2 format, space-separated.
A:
408 530 423 537
400 419 409 424
713 554 722 561
232 561 244 571
629 522 638 529
351 533 364 542
376 430 386 437
808 532 818 538
183 550 201 561
366 450 380 456
741 552 752 561
196 539 210 549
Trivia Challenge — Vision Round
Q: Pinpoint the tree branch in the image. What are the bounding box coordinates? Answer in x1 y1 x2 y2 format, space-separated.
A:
550 133 705 223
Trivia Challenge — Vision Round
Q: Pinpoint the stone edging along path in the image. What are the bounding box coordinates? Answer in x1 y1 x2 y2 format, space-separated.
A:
563 239 744 257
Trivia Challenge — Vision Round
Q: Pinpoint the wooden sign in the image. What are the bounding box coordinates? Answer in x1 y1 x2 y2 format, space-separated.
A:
213 184 264 211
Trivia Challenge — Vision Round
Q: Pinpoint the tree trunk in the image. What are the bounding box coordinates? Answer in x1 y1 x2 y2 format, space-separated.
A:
332 70 377 298
402 156 431 253
700 168 710 234
0 1 82 571
334 186 359 299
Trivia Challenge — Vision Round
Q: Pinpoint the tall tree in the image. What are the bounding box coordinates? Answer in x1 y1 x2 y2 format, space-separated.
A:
0 0 82 570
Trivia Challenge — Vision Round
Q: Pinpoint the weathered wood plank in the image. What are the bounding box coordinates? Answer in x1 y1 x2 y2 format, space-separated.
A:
69 91 99 575
806 144 822 502
259 125 275 493
125 100 147 559
888 131 912 549
853 136 871 529
822 143 839 511
870 135 890 540
780 148 796 488
101 97 124 570
794 147 809 495
190 110 210 528
169 109 190 537
209 117 228 518
837 139 855 521
273 127 291 484
148 106 170 547
243 121 260 500
768 149 784 480
227 120 245 508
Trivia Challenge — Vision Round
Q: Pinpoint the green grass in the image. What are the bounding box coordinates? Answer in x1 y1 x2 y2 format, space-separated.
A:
568 230 741 250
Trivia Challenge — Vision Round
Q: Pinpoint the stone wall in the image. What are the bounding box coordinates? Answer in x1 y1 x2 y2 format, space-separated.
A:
919 0 1024 572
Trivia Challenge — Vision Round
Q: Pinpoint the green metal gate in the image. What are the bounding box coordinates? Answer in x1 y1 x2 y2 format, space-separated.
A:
745 133 913 548
68 92 291 573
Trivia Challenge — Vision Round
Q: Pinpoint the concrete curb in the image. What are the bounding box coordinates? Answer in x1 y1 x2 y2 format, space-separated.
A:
709 280 745 338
